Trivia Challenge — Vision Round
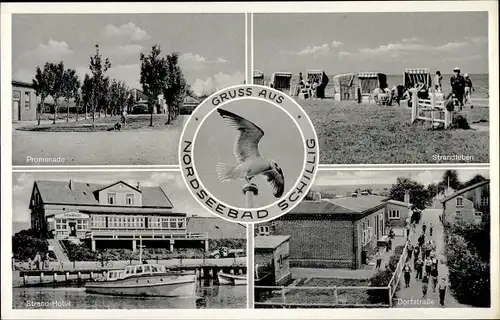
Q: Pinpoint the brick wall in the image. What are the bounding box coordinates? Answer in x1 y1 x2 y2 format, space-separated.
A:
385 203 411 228
354 208 385 268
444 196 475 224
272 216 355 269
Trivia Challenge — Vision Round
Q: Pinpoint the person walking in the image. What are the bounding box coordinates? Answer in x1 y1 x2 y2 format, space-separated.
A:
425 242 432 259
413 245 421 268
375 250 382 270
424 258 432 276
403 263 412 288
429 223 433 237
422 274 429 298
464 73 475 108
438 277 447 307
434 71 443 93
431 267 439 292
450 67 466 110
422 222 427 235
415 257 424 280
407 243 414 261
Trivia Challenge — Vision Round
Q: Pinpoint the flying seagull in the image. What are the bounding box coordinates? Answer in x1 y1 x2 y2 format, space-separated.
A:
215 108 285 198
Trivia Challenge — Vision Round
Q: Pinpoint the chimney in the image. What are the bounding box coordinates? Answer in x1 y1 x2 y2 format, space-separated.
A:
404 190 410 205
136 182 140 189
69 179 73 191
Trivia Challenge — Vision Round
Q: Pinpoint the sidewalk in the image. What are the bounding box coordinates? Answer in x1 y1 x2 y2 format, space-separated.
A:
393 209 468 308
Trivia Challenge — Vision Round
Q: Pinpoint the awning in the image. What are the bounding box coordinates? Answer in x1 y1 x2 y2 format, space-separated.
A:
52 211 90 219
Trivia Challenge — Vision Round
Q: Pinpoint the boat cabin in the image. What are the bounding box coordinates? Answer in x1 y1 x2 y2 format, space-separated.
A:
123 264 167 278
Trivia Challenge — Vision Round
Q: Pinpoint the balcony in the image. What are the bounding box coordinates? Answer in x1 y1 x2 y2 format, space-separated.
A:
88 228 208 240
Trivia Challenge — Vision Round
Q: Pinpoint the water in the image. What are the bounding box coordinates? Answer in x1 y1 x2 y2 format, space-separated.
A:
13 280 246 309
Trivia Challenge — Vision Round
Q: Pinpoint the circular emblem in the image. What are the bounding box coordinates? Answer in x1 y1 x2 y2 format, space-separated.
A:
179 85 319 224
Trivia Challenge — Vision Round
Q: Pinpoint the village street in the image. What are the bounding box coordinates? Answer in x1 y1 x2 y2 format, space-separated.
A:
394 208 468 308
12 115 188 166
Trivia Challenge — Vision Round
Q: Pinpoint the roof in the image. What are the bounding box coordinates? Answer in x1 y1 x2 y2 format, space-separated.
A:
12 80 34 88
333 73 355 79
183 96 200 105
253 70 264 77
288 195 387 216
94 181 141 193
33 180 174 208
255 236 291 250
272 72 292 77
441 180 490 203
386 199 410 207
307 70 325 74
405 68 430 74
186 217 246 239
357 72 384 78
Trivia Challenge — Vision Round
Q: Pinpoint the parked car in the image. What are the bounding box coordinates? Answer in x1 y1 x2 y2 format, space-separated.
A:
208 247 245 259
132 103 149 114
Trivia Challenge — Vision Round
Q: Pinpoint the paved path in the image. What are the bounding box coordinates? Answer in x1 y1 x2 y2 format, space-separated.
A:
12 116 187 166
393 208 468 308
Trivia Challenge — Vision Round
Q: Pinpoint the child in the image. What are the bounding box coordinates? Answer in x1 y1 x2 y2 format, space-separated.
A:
425 258 432 276
415 257 424 280
375 250 382 270
438 277 447 307
403 263 412 288
422 274 429 298
429 223 433 236
431 267 439 292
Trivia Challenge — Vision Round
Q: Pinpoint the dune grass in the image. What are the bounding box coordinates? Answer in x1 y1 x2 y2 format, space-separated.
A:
301 99 489 164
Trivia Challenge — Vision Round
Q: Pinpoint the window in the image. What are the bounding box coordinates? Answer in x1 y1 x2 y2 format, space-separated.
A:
279 254 283 268
161 218 169 229
126 194 134 205
389 209 400 219
149 217 161 229
456 197 463 207
481 197 489 206
259 226 270 236
177 218 185 229
24 92 31 109
170 218 177 229
475 211 482 217
91 216 106 228
108 193 116 205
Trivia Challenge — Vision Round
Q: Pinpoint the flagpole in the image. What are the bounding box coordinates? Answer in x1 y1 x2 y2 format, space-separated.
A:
242 183 258 208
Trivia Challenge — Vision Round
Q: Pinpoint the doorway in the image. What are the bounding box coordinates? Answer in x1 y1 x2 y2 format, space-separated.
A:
69 222 77 237
13 101 21 121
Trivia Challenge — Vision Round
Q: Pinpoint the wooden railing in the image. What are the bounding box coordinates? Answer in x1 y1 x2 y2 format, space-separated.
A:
89 229 208 239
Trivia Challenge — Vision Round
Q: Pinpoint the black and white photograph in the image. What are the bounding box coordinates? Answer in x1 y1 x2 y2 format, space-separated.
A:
254 169 491 308
253 12 490 164
11 171 248 309
11 14 245 166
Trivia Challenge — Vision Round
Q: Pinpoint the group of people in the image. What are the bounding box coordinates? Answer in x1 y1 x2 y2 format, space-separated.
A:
434 67 475 110
402 222 448 307
296 72 321 99
28 252 52 270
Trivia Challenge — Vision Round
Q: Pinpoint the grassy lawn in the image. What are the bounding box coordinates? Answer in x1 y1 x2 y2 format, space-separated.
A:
264 277 374 306
18 113 182 132
301 99 489 164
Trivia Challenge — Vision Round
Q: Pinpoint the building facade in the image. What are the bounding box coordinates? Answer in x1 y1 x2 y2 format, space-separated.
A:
30 179 208 252
255 236 291 286
256 195 391 269
441 180 490 225
12 80 37 121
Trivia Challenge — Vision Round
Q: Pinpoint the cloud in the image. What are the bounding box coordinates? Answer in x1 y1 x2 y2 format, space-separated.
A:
104 23 150 42
331 40 344 47
107 64 141 89
13 69 36 82
180 53 230 68
296 43 329 56
114 44 144 56
339 37 486 60
191 71 244 96
18 39 73 65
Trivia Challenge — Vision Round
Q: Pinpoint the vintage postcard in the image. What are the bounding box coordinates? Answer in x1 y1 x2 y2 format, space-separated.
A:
1 2 498 320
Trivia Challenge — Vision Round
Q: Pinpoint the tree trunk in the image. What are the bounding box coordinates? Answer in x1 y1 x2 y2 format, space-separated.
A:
53 102 57 125
85 104 88 120
92 101 96 128
37 97 44 126
66 98 70 123
150 100 154 127
76 102 79 122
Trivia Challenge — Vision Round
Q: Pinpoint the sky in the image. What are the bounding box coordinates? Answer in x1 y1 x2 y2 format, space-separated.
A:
11 171 212 223
193 99 305 208
313 169 490 188
254 12 488 75
12 14 245 96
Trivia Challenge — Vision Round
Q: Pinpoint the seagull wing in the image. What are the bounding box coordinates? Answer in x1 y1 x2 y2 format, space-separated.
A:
263 166 285 198
217 108 265 163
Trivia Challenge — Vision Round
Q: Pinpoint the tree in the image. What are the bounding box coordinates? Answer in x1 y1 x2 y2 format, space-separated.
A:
127 94 135 113
89 44 111 127
74 89 81 122
426 183 439 199
32 63 51 126
109 79 129 116
47 61 65 124
81 74 93 120
437 170 462 193
462 174 488 188
389 177 431 212
140 45 168 127
62 68 80 122
164 52 188 123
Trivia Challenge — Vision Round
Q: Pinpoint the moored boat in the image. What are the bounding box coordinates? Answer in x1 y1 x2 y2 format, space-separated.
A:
85 264 197 297
217 272 247 286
